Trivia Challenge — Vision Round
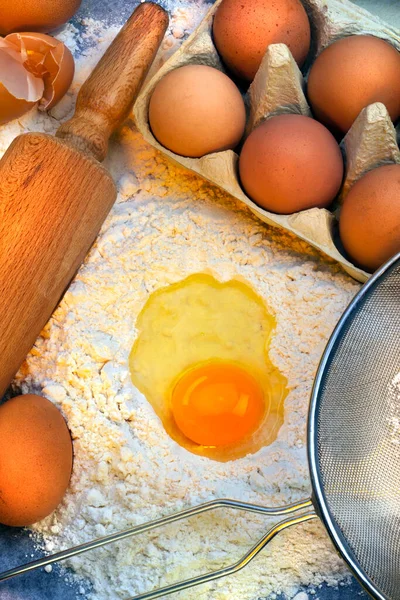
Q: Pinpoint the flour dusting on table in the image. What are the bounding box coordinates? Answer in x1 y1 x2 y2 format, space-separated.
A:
388 373 400 445
0 3 361 599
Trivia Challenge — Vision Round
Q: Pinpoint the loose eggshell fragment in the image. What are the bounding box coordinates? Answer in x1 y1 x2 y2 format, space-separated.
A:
5 32 75 111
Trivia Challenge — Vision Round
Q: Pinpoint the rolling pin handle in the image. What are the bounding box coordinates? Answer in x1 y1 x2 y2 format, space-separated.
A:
56 2 168 162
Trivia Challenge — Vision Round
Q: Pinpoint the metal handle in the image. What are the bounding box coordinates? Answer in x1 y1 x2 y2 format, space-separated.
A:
0 498 317 598
131 506 317 600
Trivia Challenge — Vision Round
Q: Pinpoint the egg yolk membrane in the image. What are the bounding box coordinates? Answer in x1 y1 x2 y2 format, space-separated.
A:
129 273 287 461
171 361 265 447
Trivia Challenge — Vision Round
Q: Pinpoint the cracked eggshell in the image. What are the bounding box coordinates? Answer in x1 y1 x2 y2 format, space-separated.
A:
5 32 75 111
134 0 400 282
0 38 44 124
0 33 74 125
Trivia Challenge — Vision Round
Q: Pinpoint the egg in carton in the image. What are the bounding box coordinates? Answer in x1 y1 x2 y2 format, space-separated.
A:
134 0 400 283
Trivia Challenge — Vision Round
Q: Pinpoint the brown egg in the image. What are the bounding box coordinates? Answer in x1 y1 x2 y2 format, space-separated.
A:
239 114 343 214
213 0 311 81
307 35 400 134
339 164 400 272
0 33 74 125
0 0 81 35
0 394 73 526
149 65 246 158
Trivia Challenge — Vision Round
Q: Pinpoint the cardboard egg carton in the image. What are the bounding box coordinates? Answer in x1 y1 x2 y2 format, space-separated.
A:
134 0 400 282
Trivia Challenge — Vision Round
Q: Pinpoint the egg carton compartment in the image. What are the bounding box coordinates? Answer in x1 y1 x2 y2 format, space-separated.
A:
134 0 400 282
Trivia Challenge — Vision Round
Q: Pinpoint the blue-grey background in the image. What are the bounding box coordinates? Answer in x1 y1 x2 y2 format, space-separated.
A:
0 0 398 598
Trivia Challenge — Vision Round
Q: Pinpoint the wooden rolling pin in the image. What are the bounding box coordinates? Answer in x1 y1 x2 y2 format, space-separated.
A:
0 2 168 397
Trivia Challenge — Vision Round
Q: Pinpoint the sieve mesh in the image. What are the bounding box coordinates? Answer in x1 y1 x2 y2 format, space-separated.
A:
314 257 400 599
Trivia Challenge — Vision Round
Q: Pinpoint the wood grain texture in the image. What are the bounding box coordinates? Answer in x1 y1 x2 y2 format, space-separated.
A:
0 3 168 397
0 134 116 396
56 2 168 161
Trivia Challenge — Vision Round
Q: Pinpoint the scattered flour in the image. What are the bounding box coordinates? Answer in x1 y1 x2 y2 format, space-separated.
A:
388 373 400 445
0 2 361 599
292 593 309 600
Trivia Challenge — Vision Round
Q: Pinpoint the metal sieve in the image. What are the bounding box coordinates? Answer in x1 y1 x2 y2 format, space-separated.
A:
1 252 399 600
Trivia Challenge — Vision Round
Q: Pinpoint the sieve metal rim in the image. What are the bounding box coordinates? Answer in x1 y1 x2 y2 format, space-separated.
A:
308 251 400 600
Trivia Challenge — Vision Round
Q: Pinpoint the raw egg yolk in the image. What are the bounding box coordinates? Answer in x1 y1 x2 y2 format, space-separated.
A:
171 362 265 447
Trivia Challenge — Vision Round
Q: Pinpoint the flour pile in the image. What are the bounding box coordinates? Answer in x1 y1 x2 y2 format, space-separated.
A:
0 2 362 599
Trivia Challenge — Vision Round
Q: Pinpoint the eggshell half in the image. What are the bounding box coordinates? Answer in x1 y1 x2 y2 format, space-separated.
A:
6 32 75 111
0 39 43 124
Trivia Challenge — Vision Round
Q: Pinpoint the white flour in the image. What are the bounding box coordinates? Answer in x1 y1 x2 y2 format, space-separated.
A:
0 3 361 600
388 373 400 445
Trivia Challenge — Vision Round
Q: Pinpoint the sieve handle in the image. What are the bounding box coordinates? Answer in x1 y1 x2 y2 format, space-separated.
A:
131 507 317 600
0 498 317 598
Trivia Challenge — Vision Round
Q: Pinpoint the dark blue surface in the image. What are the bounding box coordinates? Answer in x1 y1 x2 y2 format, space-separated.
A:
0 0 396 598
0 524 86 599
271 584 368 600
